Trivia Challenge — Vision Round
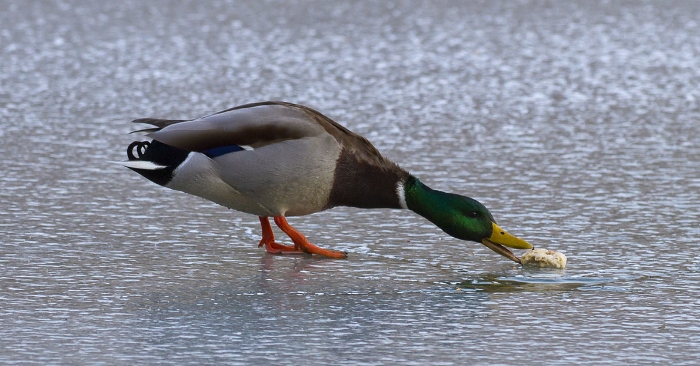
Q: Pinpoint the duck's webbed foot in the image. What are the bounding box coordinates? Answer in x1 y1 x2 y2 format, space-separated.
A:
257 216 304 255
273 216 347 259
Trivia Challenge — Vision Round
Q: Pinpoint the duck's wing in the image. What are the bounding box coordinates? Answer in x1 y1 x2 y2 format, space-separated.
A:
145 102 329 153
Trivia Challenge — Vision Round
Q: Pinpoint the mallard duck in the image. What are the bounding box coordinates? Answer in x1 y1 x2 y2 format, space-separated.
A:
121 101 532 262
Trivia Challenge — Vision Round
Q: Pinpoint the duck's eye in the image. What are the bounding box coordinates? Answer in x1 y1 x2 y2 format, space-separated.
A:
467 211 479 218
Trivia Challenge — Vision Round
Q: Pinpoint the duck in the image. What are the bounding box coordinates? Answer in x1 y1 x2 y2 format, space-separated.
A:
121 101 532 262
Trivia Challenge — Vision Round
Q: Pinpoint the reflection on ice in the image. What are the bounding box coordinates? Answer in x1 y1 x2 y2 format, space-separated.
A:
457 273 617 293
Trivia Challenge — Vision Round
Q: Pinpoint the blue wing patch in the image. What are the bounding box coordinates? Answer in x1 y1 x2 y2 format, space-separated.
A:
204 145 244 158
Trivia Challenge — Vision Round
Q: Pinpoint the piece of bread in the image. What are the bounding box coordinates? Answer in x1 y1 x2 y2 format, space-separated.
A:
521 249 567 269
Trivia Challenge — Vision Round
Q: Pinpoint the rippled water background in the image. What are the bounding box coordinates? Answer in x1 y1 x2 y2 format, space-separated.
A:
2 1 700 364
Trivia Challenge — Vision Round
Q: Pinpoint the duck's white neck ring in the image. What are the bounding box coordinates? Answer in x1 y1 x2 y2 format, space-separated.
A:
396 180 408 210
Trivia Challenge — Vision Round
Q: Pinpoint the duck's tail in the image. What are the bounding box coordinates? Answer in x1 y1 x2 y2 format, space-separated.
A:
116 139 190 186
121 141 168 170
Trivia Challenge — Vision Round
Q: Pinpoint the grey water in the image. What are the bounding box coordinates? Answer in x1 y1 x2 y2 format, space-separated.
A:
2 0 700 364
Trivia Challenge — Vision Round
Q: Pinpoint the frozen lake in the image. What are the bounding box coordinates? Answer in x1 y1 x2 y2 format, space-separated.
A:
2 0 700 364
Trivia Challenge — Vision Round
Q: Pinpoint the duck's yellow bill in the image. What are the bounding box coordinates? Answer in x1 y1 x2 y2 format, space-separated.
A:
486 222 532 249
481 222 533 264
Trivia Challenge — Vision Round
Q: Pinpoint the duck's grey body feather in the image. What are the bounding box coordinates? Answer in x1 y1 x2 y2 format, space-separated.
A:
167 130 340 216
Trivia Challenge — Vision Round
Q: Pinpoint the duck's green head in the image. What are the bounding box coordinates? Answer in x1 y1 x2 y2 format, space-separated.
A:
403 177 532 263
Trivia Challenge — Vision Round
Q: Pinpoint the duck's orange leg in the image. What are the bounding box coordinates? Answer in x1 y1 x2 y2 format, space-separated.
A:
257 216 303 255
273 216 347 259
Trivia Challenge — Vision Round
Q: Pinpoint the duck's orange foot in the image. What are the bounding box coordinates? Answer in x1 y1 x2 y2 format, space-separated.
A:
263 241 301 254
256 216 347 259
258 217 305 255
273 216 347 259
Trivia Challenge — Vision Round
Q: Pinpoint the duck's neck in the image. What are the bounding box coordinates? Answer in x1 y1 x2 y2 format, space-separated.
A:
327 150 410 209
400 176 457 234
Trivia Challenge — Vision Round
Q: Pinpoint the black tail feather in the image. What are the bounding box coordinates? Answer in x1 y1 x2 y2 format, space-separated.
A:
125 140 190 186
127 141 150 160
